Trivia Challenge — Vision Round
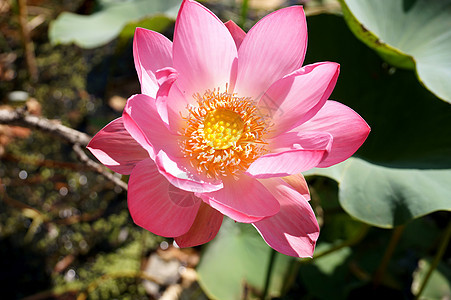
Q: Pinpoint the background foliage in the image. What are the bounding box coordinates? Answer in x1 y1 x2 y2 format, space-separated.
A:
1 0 450 299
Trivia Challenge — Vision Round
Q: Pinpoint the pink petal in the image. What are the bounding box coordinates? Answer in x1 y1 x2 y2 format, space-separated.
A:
172 0 237 97
154 67 190 133
234 6 307 101
155 151 223 193
123 95 224 194
174 202 223 247
201 175 280 223
282 174 310 201
128 158 201 237
154 67 179 126
122 94 180 159
261 62 340 137
133 27 173 97
224 20 246 50
269 131 333 152
295 100 371 167
246 131 332 178
254 178 319 257
87 117 148 175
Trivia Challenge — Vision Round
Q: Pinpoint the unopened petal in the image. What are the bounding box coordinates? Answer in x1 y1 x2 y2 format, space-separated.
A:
254 178 319 257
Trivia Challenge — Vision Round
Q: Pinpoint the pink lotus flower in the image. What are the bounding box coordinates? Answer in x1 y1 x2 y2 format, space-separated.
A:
87 0 370 257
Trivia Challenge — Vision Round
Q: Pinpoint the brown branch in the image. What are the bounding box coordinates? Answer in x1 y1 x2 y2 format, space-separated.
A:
73 143 128 191
0 107 127 191
0 107 91 145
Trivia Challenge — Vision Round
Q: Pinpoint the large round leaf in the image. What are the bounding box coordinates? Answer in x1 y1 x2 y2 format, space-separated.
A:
306 16 451 169
339 0 451 103
303 14 451 228
299 244 352 300
197 219 294 300
306 158 451 228
49 0 180 49
412 258 451 299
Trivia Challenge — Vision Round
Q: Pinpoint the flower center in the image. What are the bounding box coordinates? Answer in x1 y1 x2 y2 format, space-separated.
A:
181 88 269 179
202 108 244 150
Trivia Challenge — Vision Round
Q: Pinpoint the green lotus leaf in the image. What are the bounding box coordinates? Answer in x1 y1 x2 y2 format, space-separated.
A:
49 0 180 49
411 258 451 299
339 0 451 103
197 219 294 300
303 14 451 228
306 158 451 228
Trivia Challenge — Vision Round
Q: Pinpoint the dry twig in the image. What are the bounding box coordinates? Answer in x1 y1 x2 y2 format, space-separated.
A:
0 107 91 145
0 107 127 190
